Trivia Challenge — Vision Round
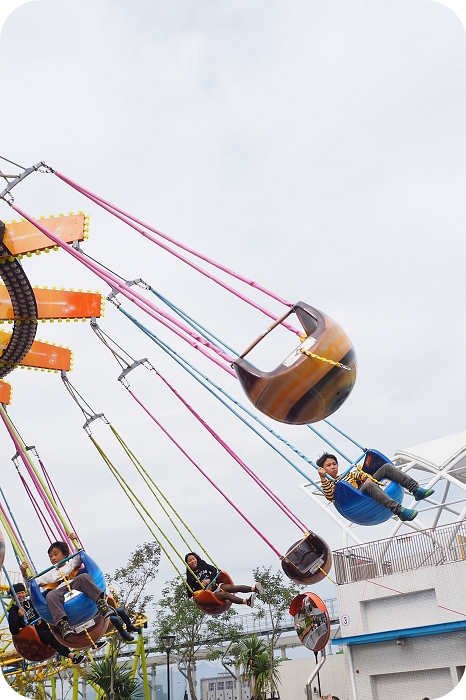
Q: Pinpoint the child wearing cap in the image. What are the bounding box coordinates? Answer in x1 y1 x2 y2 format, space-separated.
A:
8 582 84 665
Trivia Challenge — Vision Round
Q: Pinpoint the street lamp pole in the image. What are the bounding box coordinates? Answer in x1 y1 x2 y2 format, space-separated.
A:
161 634 176 700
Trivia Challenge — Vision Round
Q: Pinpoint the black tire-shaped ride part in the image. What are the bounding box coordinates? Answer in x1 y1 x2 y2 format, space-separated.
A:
0 221 38 378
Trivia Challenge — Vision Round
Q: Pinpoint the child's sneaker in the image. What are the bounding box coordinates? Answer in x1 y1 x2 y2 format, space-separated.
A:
246 594 255 608
72 653 84 665
414 487 435 501
254 583 264 597
398 507 418 521
96 598 114 619
57 618 73 638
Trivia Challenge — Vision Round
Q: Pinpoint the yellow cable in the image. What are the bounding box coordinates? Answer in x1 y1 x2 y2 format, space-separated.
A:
109 425 222 585
110 426 218 565
89 435 194 593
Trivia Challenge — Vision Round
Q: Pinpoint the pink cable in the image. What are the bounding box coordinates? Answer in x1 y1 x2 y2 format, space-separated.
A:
66 184 299 335
1 411 69 543
38 456 80 548
19 474 56 542
54 170 298 329
127 388 282 558
152 371 309 532
11 204 236 377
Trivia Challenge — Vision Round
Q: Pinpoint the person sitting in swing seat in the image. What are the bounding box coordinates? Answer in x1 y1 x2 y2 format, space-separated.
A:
185 553 263 607
7 582 85 665
20 534 114 639
109 605 142 643
317 453 435 522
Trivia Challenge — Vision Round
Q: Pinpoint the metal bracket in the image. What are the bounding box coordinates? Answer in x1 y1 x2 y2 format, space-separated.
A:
118 358 153 384
0 162 51 203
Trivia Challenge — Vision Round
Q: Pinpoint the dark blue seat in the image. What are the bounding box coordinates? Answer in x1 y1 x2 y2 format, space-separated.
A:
333 449 403 526
29 552 105 627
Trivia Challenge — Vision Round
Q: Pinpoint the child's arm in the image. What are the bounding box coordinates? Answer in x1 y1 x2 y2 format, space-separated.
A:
320 478 335 501
34 568 62 586
7 607 24 635
32 554 82 586
318 468 335 501
20 562 32 580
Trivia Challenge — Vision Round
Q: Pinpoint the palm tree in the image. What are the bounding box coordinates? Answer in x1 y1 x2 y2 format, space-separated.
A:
231 635 281 700
84 656 140 699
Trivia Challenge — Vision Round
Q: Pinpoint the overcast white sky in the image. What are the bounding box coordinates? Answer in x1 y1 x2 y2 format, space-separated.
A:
0 2 466 697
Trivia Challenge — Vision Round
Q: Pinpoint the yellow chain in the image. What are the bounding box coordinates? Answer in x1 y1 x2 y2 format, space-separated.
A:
57 570 74 595
300 347 351 371
317 566 336 585
356 463 385 486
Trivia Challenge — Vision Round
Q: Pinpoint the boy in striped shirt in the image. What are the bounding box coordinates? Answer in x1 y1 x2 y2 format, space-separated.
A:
317 453 434 522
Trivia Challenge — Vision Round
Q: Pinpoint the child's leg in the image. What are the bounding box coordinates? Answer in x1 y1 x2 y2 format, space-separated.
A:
70 573 104 602
45 588 67 625
70 575 114 618
114 607 132 628
371 463 418 493
360 480 401 514
37 625 71 656
213 590 249 604
109 614 125 635
221 584 254 594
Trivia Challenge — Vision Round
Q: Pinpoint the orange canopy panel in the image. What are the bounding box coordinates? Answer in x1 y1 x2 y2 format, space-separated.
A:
0 381 11 404
3 214 86 255
0 286 102 320
0 332 72 370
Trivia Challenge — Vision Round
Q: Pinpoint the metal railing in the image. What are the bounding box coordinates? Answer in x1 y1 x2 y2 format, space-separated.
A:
333 521 466 585
199 598 339 641
0 571 22 594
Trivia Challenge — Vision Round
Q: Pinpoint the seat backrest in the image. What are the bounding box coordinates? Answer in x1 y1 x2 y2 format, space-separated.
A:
361 449 392 476
281 533 332 585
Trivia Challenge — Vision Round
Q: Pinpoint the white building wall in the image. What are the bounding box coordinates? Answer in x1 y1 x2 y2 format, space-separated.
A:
276 653 348 700
345 632 465 700
334 560 466 699
200 674 250 700
336 560 466 638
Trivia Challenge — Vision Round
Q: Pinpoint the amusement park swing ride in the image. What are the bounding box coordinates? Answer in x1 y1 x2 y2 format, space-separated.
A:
0 157 444 692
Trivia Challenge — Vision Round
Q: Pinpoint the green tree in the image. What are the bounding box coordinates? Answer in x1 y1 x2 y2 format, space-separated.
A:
106 540 160 616
250 565 303 698
153 578 243 700
84 655 139 699
231 635 281 700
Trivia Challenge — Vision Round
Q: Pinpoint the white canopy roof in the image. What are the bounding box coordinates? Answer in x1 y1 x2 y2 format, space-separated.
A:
394 430 466 483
